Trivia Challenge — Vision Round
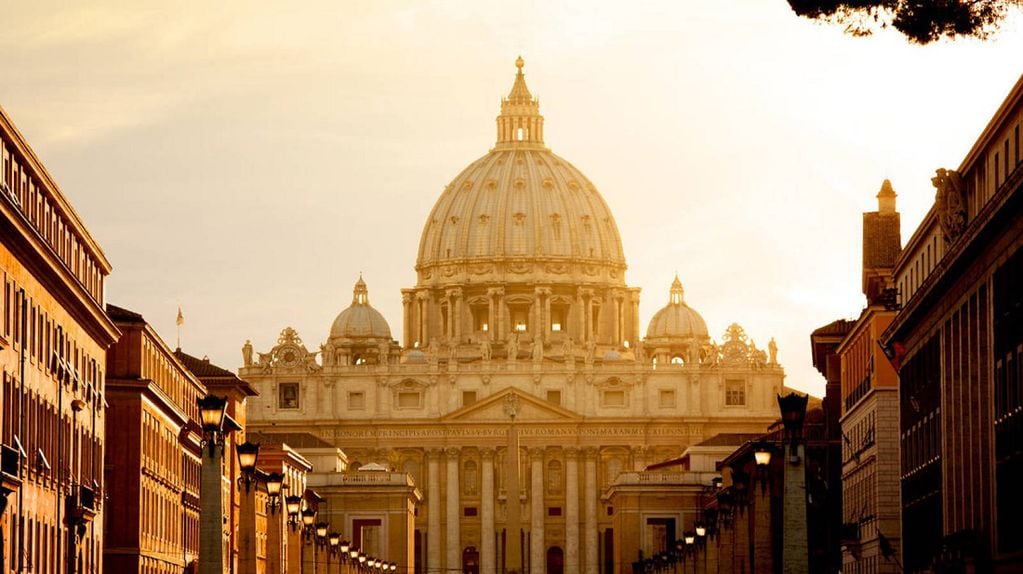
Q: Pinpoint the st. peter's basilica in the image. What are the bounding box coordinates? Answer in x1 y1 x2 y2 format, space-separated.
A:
241 58 788 574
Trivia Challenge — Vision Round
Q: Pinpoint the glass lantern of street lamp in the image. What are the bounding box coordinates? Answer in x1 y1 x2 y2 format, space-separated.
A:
350 547 360 561
340 540 350 554
695 522 707 537
265 472 285 498
358 554 367 565
315 522 328 539
753 442 772 467
684 531 696 545
285 495 302 517
236 442 260 475
329 532 340 548
391 562 397 572
197 395 228 434
368 558 377 568
777 392 809 436
301 507 316 528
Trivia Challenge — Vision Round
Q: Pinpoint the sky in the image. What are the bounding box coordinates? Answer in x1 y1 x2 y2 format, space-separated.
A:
2 1 1022 396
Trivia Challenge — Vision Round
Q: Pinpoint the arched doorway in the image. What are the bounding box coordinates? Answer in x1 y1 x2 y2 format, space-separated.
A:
462 546 480 574
546 546 564 574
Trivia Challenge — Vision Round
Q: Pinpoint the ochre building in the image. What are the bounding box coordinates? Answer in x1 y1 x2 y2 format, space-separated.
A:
0 104 118 574
243 59 788 574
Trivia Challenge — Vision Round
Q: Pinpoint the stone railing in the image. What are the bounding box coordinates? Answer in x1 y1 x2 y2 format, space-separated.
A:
611 471 720 487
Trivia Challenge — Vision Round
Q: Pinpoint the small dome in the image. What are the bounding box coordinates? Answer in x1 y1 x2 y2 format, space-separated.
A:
329 276 392 340
646 276 709 341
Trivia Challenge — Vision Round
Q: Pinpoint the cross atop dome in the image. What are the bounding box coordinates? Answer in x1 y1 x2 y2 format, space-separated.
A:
496 56 545 149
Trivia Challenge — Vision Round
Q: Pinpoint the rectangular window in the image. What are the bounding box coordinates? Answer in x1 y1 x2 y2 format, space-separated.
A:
348 391 366 410
995 152 1001 187
725 380 746 406
463 507 478 517
602 390 626 407
547 507 562 517
1015 125 1020 166
462 391 477 406
278 383 300 409
659 389 676 408
397 391 422 409
546 390 561 406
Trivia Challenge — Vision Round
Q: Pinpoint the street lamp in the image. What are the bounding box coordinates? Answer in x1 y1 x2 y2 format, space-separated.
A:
197 395 228 454
265 472 284 514
777 392 809 462
753 442 772 467
286 495 303 530
236 441 260 491
315 522 329 540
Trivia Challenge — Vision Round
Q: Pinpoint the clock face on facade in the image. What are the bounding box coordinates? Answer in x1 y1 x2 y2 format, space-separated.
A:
280 347 299 366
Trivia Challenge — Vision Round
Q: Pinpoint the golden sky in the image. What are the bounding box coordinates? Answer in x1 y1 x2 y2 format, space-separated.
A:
3 1 1022 394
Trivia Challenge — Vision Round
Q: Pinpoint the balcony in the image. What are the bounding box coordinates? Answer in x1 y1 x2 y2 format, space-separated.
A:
0 444 22 496
66 484 96 524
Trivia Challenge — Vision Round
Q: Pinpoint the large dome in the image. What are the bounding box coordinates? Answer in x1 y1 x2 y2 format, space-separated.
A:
646 276 709 341
330 277 392 341
415 58 626 287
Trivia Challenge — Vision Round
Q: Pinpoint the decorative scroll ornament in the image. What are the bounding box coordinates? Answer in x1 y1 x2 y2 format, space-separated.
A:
932 168 966 242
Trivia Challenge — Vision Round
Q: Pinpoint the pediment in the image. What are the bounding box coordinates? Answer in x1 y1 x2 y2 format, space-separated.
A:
442 388 581 422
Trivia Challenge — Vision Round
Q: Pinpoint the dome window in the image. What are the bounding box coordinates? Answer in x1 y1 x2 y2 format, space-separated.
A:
472 305 489 333
517 127 525 141
508 302 531 333
550 303 569 333
670 356 684 365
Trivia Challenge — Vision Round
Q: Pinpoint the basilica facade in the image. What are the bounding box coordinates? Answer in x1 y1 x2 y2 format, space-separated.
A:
242 58 787 574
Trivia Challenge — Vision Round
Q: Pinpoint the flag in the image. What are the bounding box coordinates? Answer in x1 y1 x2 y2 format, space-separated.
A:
878 339 907 372
176 307 184 326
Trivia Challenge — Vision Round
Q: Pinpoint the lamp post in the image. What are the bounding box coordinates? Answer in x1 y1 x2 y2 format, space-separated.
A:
301 505 317 573
197 395 229 574
777 392 809 573
263 473 286 574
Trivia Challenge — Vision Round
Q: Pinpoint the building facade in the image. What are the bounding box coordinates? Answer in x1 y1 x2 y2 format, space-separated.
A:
883 73 1023 572
104 304 207 574
833 182 903 573
0 104 119 573
243 59 788 574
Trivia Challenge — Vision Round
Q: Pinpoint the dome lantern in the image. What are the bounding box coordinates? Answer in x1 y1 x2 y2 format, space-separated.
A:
669 274 684 305
495 57 545 149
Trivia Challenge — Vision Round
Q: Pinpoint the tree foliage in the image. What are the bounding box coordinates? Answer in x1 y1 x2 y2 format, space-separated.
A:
787 0 1020 43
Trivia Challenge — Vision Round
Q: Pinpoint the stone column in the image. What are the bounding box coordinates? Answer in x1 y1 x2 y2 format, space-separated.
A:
783 444 808 573
609 291 620 346
402 292 413 349
583 448 598 574
481 449 497 574
199 443 226 574
564 448 580 574
238 484 258 574
631 295 641 347
446 447 462 572
529 448 545 574
265 505 284 574
754 481 773 573
453 288 463 342
427 449 442 574
416 291 429 347
543 290 552 341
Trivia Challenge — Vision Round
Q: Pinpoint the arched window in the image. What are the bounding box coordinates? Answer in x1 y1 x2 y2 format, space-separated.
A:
670 356 684 365
516 127 525 141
